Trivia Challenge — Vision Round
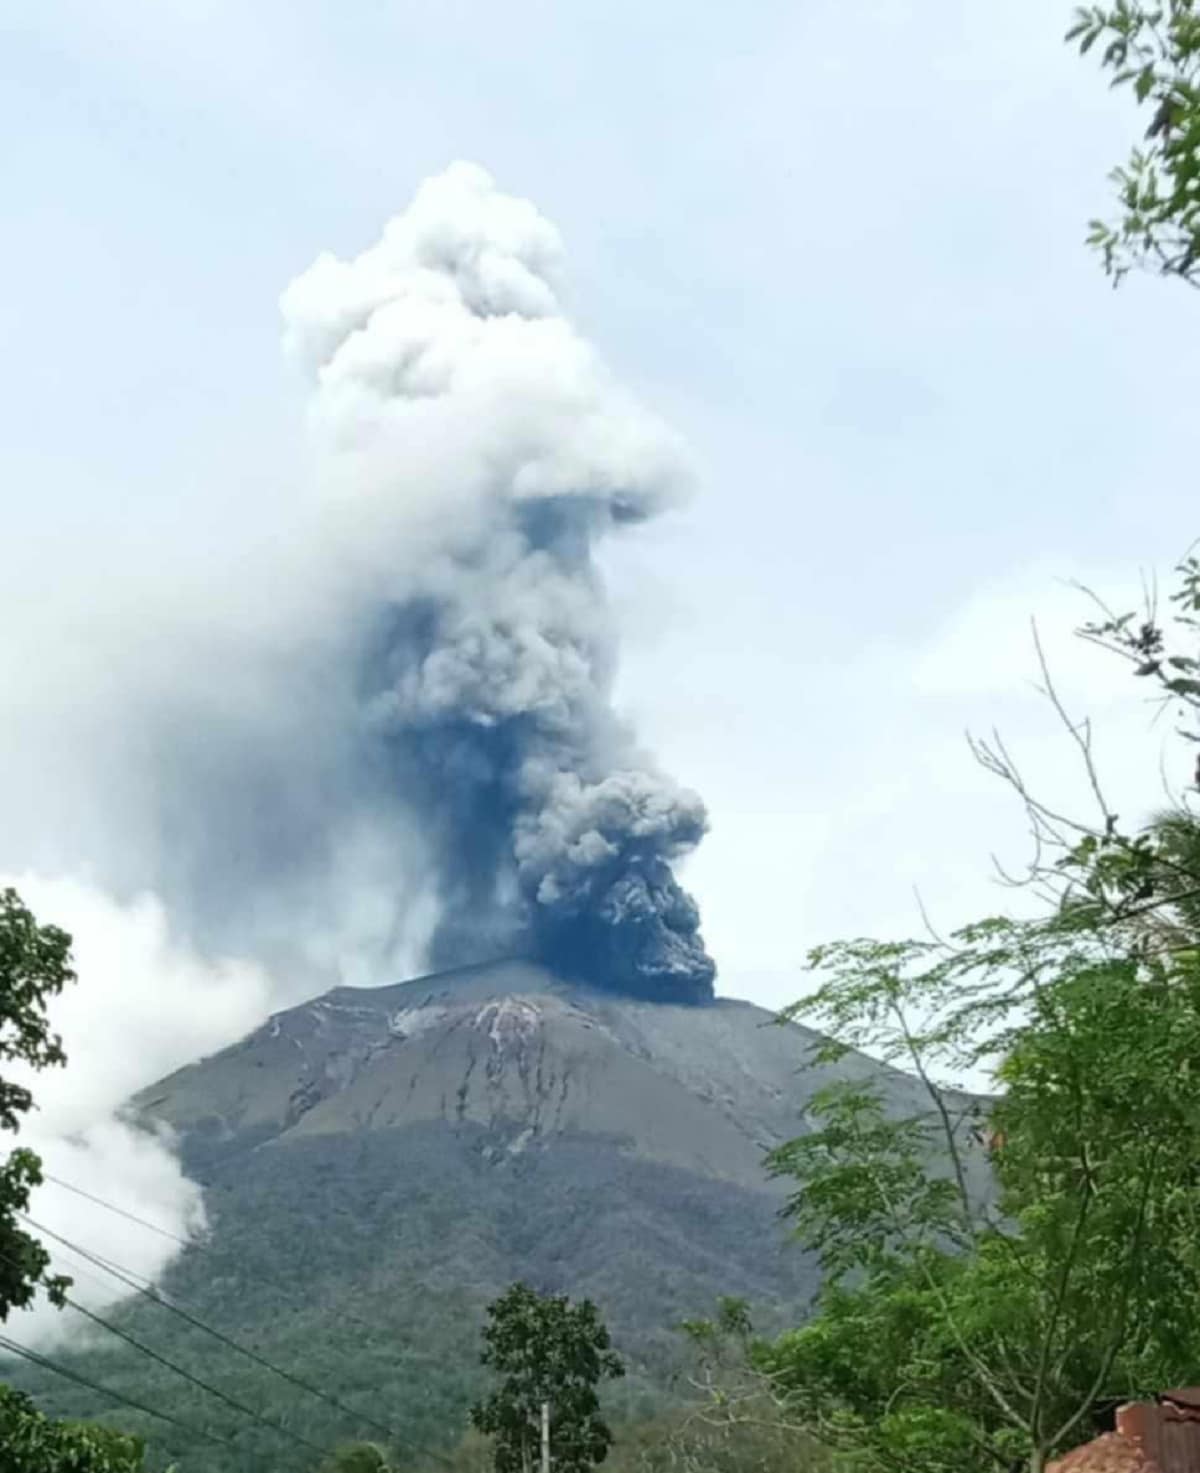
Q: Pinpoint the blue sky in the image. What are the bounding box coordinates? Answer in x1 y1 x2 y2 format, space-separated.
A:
4 0 1199 1017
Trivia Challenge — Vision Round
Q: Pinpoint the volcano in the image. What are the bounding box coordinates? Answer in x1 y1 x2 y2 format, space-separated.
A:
26 962 976 1472
138 959 950 1283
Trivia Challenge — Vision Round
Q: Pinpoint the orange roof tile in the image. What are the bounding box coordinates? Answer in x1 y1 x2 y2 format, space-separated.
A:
1049 1432 1160 1473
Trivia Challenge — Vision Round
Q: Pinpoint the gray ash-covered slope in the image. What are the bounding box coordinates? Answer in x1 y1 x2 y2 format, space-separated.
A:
138 958 958 1340
142 956 940 1183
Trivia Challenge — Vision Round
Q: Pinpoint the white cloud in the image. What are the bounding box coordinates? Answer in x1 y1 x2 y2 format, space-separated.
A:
1 876 270 1348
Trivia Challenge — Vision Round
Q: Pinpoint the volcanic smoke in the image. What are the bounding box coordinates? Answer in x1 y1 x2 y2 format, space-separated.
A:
282 163 715 1002
0 163 718 1350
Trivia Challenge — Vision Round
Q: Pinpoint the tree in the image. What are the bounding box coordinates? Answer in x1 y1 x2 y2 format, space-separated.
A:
0 886 74 1319
676 562 1200 1473
0 889 137 1473
470 1284 624 1473
681 908 1200 1472
759 930 1200 1473
1068 2 1200 288
674 1301 827 1473
673 1298 826 1473
0 1382 144 1472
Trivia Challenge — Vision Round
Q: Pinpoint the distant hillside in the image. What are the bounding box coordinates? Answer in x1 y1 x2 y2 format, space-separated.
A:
8 961 983 1473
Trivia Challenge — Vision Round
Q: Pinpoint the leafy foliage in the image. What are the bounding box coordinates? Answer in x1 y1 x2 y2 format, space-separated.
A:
471 1284 624 1473
756 892 1200 1468
676 560 1200 1473
1068 1 1200 287
0 891 160 1472
758 955 1200 1469
0 1384 146 1473
0 886 75 1320
435 1406 829 1473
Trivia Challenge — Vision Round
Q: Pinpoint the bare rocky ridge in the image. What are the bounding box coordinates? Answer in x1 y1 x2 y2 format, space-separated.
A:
139 958 939 1190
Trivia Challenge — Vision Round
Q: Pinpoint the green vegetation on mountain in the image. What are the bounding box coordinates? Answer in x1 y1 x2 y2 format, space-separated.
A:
5 965 922 1472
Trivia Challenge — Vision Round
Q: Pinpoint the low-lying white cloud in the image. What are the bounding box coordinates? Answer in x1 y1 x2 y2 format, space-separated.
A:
2 875 270 1347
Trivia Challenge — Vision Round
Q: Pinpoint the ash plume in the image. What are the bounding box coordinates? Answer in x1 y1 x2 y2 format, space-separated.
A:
284 162 715 1001
0 162 714 1010
0 163 715 1348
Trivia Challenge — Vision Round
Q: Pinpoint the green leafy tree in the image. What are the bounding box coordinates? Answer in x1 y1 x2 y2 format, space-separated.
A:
470 1283 624 1473
0 1380 144 1472
759 931 1200 1472
674 1302 827 1473
681 919 1200 1472
679 562 1200 1473
0 890 143 1473
1068 1 1200 288
0 886 74 1319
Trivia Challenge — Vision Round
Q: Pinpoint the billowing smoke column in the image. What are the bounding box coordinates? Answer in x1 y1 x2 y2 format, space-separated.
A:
282 163 715 1001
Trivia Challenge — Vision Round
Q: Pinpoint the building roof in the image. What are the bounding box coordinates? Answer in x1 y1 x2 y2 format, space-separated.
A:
1049 1432 1159 1473
1049 1393 1200 1473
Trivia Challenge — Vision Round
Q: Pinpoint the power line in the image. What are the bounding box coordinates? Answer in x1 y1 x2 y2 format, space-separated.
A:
40 1170 382 1336
0 1330 233 1449
0 1245 334 1462
41 1173 194 1249
22 1212 450 1465
35 1170 457 1466
61 1293 335 1459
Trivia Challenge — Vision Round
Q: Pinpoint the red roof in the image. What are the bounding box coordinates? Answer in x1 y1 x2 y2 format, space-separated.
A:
1049 1395 1200 1473
1049 1432 1159 1472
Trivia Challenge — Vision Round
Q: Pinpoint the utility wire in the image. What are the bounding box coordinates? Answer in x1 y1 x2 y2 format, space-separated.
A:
41 1173 195 1249
40 1171 382 1337
0 1330 233 1448
60 1295 334 1460
37 1170 455 1465
22 1212 450 1465
0 1246 334 1461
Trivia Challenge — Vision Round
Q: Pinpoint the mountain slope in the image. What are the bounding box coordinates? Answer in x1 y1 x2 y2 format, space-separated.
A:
142 958 924 1184
15 962 974 1473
